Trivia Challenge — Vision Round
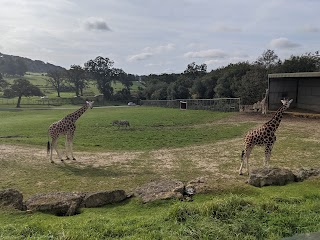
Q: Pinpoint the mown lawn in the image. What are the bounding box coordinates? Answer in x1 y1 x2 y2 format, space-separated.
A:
0 106 247 150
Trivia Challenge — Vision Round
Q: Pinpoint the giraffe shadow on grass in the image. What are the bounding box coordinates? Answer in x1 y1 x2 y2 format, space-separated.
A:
55 161 130 177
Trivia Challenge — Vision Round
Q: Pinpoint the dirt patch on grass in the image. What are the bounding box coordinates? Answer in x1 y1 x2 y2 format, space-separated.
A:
0 144 144 168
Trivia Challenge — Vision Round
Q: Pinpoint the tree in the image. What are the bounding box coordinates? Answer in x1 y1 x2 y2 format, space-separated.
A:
3 79 43 108
184 62 207 79
47 69 66 97
0 72 9 90
167 79 190 100
66 65 88 96
278 52 320 73
214 62 252 98
84 56 120 100
235 67 268 104
255 49 280 70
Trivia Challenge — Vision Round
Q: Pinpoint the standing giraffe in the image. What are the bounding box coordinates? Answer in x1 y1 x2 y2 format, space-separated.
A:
260 89 269 114
47 101 94 163
239 99 293 175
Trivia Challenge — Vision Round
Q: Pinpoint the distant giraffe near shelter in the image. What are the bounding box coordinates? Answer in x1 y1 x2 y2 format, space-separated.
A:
47 101 94 163
239 99 293 175
261 89 269 114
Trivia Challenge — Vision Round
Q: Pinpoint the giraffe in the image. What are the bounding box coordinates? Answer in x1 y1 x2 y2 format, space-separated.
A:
239 99 293 175
260 89 269 114
47 101 94 163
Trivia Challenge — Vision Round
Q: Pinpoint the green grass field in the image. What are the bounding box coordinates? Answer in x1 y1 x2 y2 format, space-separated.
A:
1 106 320 239
0 106 245 150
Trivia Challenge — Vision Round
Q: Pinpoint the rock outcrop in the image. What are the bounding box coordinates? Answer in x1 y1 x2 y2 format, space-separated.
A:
25 190 128 216
81 190 127 208
25 192 83 216
248 167 296 187
135 179 185 203
0 188 25 210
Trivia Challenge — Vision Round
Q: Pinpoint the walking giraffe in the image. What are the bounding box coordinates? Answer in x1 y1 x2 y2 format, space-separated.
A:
47 101 94 163
239 99 293 175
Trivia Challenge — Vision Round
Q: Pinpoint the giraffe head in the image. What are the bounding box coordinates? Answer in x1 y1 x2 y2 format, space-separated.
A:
280 99 293 109
86 101 94 109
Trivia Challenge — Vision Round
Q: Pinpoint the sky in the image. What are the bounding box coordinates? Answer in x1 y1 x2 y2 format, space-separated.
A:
0 0 319 75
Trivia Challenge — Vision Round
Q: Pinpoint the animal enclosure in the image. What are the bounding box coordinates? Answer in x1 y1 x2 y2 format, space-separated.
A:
140 98 240 112
268 72 320 112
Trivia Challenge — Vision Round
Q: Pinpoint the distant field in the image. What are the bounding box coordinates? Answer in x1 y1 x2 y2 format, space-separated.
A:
1 107 320 239
1 72 144 104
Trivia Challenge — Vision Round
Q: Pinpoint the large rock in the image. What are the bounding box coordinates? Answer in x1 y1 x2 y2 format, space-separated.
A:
294 168 320 182
248 167 296 187
135 179 184 203
81 190 127 208
185 177 209 196
0 189 25 210
25 192 83 216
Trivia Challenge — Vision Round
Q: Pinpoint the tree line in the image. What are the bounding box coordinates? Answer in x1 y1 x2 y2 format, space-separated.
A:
137 50 320 105
0 50 319 108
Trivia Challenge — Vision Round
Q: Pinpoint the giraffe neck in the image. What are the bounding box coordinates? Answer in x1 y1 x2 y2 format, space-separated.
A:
266 105 286 131
65 104 88 122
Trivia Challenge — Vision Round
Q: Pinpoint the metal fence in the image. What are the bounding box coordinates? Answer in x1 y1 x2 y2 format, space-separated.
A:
140 98 241 112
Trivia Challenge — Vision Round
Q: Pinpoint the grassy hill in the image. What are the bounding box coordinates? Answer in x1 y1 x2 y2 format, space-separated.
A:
0 72 144 106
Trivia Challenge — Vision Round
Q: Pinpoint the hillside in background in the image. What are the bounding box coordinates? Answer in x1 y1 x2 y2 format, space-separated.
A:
0 52 65 73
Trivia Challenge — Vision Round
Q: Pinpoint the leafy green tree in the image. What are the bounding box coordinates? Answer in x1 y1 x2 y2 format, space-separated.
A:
84 56 120 100
47 69 66 97
184 62 207 79
3 79 43 108
235 67 268 104
191 71 219 99
167 79 190 100
255 49 281 70
278 52 320 73
117 70 134 90
66 65 88 96
214 62 252 98
0 72 9 90
150 82 168 100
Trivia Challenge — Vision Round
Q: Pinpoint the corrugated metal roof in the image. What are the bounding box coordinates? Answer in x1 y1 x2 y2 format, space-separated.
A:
268 72 320 78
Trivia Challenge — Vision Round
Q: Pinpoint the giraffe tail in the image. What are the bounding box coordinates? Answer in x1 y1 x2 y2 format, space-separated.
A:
241 150 245 160
47 141 51 156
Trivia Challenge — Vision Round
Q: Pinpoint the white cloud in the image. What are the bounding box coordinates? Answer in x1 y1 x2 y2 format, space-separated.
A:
184 49 228 59
127 52 153 62
269 38 301 49
127 43 175 63
143 43 175 54
83 17 111 31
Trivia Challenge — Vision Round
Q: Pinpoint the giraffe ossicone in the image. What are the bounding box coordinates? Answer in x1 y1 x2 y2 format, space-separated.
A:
47 101 94 163
239 99 293 175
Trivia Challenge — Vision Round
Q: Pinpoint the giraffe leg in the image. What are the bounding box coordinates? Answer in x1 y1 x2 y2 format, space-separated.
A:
49 141 54 163
65 135 70 160
52 138 63 161
239 146 252 175
67 132 76 160
264 144 273 168
239 151 245 175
